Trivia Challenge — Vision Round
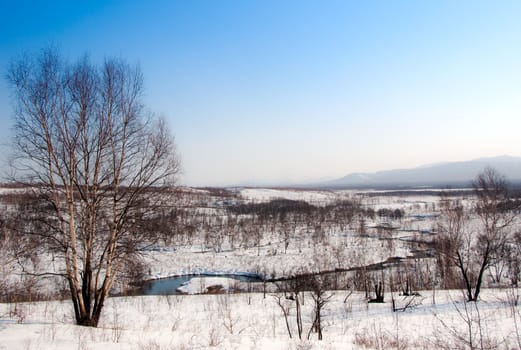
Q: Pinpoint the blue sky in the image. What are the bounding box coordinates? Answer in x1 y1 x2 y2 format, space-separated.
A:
1 1 520 186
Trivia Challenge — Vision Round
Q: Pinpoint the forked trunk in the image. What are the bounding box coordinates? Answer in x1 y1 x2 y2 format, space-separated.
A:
70 269 108 328
73 292 106 327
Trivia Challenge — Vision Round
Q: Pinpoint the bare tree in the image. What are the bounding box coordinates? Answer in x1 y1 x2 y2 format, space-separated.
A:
272 293 293 338
436 168 515 302
6 48 180 327
368 270 385 303
436 195 472 296
306 274 333 341
472 168 516 290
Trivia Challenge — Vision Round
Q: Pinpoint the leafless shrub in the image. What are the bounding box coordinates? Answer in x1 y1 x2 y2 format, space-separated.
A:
504 287 521 349
170 312 182 332
217 294 241 335
42 312 59 342
272 293 294 338
295 341 314 350
392 294 424 312
354 322 409 350
22 338 33 350
434 296 499 350
10 303 26 324
207 325 224 347
74 326 89 350
138 340 163 350
110 304 123 343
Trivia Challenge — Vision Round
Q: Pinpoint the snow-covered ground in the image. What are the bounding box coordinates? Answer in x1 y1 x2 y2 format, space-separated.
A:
141 228 409 281
239 188 349 204
140 188 439 280
0 289 519 349
1 186 517 349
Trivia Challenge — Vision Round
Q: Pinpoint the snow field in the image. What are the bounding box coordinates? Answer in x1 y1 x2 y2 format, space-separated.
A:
0 289 519 349
2 186 517 349
141 228 410 282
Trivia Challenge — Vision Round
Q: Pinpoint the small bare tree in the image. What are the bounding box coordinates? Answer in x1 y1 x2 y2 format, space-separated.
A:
436 168 516 302
472 168 516 290
435 293 498 350
306 274 333 341
6 48 180 326
272 293 293 339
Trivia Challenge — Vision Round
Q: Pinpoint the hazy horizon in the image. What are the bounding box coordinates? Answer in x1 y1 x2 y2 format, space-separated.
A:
210 154 521 187
1 1 521 186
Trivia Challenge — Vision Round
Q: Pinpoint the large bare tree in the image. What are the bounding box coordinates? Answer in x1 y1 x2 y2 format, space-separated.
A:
6 49 180 326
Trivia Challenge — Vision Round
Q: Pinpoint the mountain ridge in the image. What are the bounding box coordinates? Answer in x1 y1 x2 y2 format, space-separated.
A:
325 155 521 189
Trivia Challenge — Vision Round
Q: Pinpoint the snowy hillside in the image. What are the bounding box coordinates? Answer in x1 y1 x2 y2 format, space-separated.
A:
0 289 519 349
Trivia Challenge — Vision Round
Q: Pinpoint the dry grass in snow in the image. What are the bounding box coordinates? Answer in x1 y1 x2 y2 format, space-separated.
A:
1 289 520 349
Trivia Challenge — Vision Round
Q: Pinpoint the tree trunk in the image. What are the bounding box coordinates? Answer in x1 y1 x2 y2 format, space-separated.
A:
295 294 303 340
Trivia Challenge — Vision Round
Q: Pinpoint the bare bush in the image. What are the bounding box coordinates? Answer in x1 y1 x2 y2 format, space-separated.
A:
354 322 409 350
434 296 499 350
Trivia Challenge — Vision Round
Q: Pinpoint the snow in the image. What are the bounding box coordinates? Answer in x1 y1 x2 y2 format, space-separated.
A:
140 226 409 281
0 289 519 349
239 188 349 204
1 186 519 349
176 276 245 294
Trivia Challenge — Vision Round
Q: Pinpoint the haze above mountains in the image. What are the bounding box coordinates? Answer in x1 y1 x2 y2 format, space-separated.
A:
322 156 521 189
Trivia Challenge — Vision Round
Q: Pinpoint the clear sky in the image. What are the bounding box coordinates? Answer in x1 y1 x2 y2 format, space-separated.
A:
1 1 520 186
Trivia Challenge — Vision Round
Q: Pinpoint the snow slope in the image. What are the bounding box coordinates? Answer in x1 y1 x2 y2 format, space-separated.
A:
0 289 518 349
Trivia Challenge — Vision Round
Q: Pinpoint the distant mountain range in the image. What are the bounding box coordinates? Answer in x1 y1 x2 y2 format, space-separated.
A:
324 156 521 189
